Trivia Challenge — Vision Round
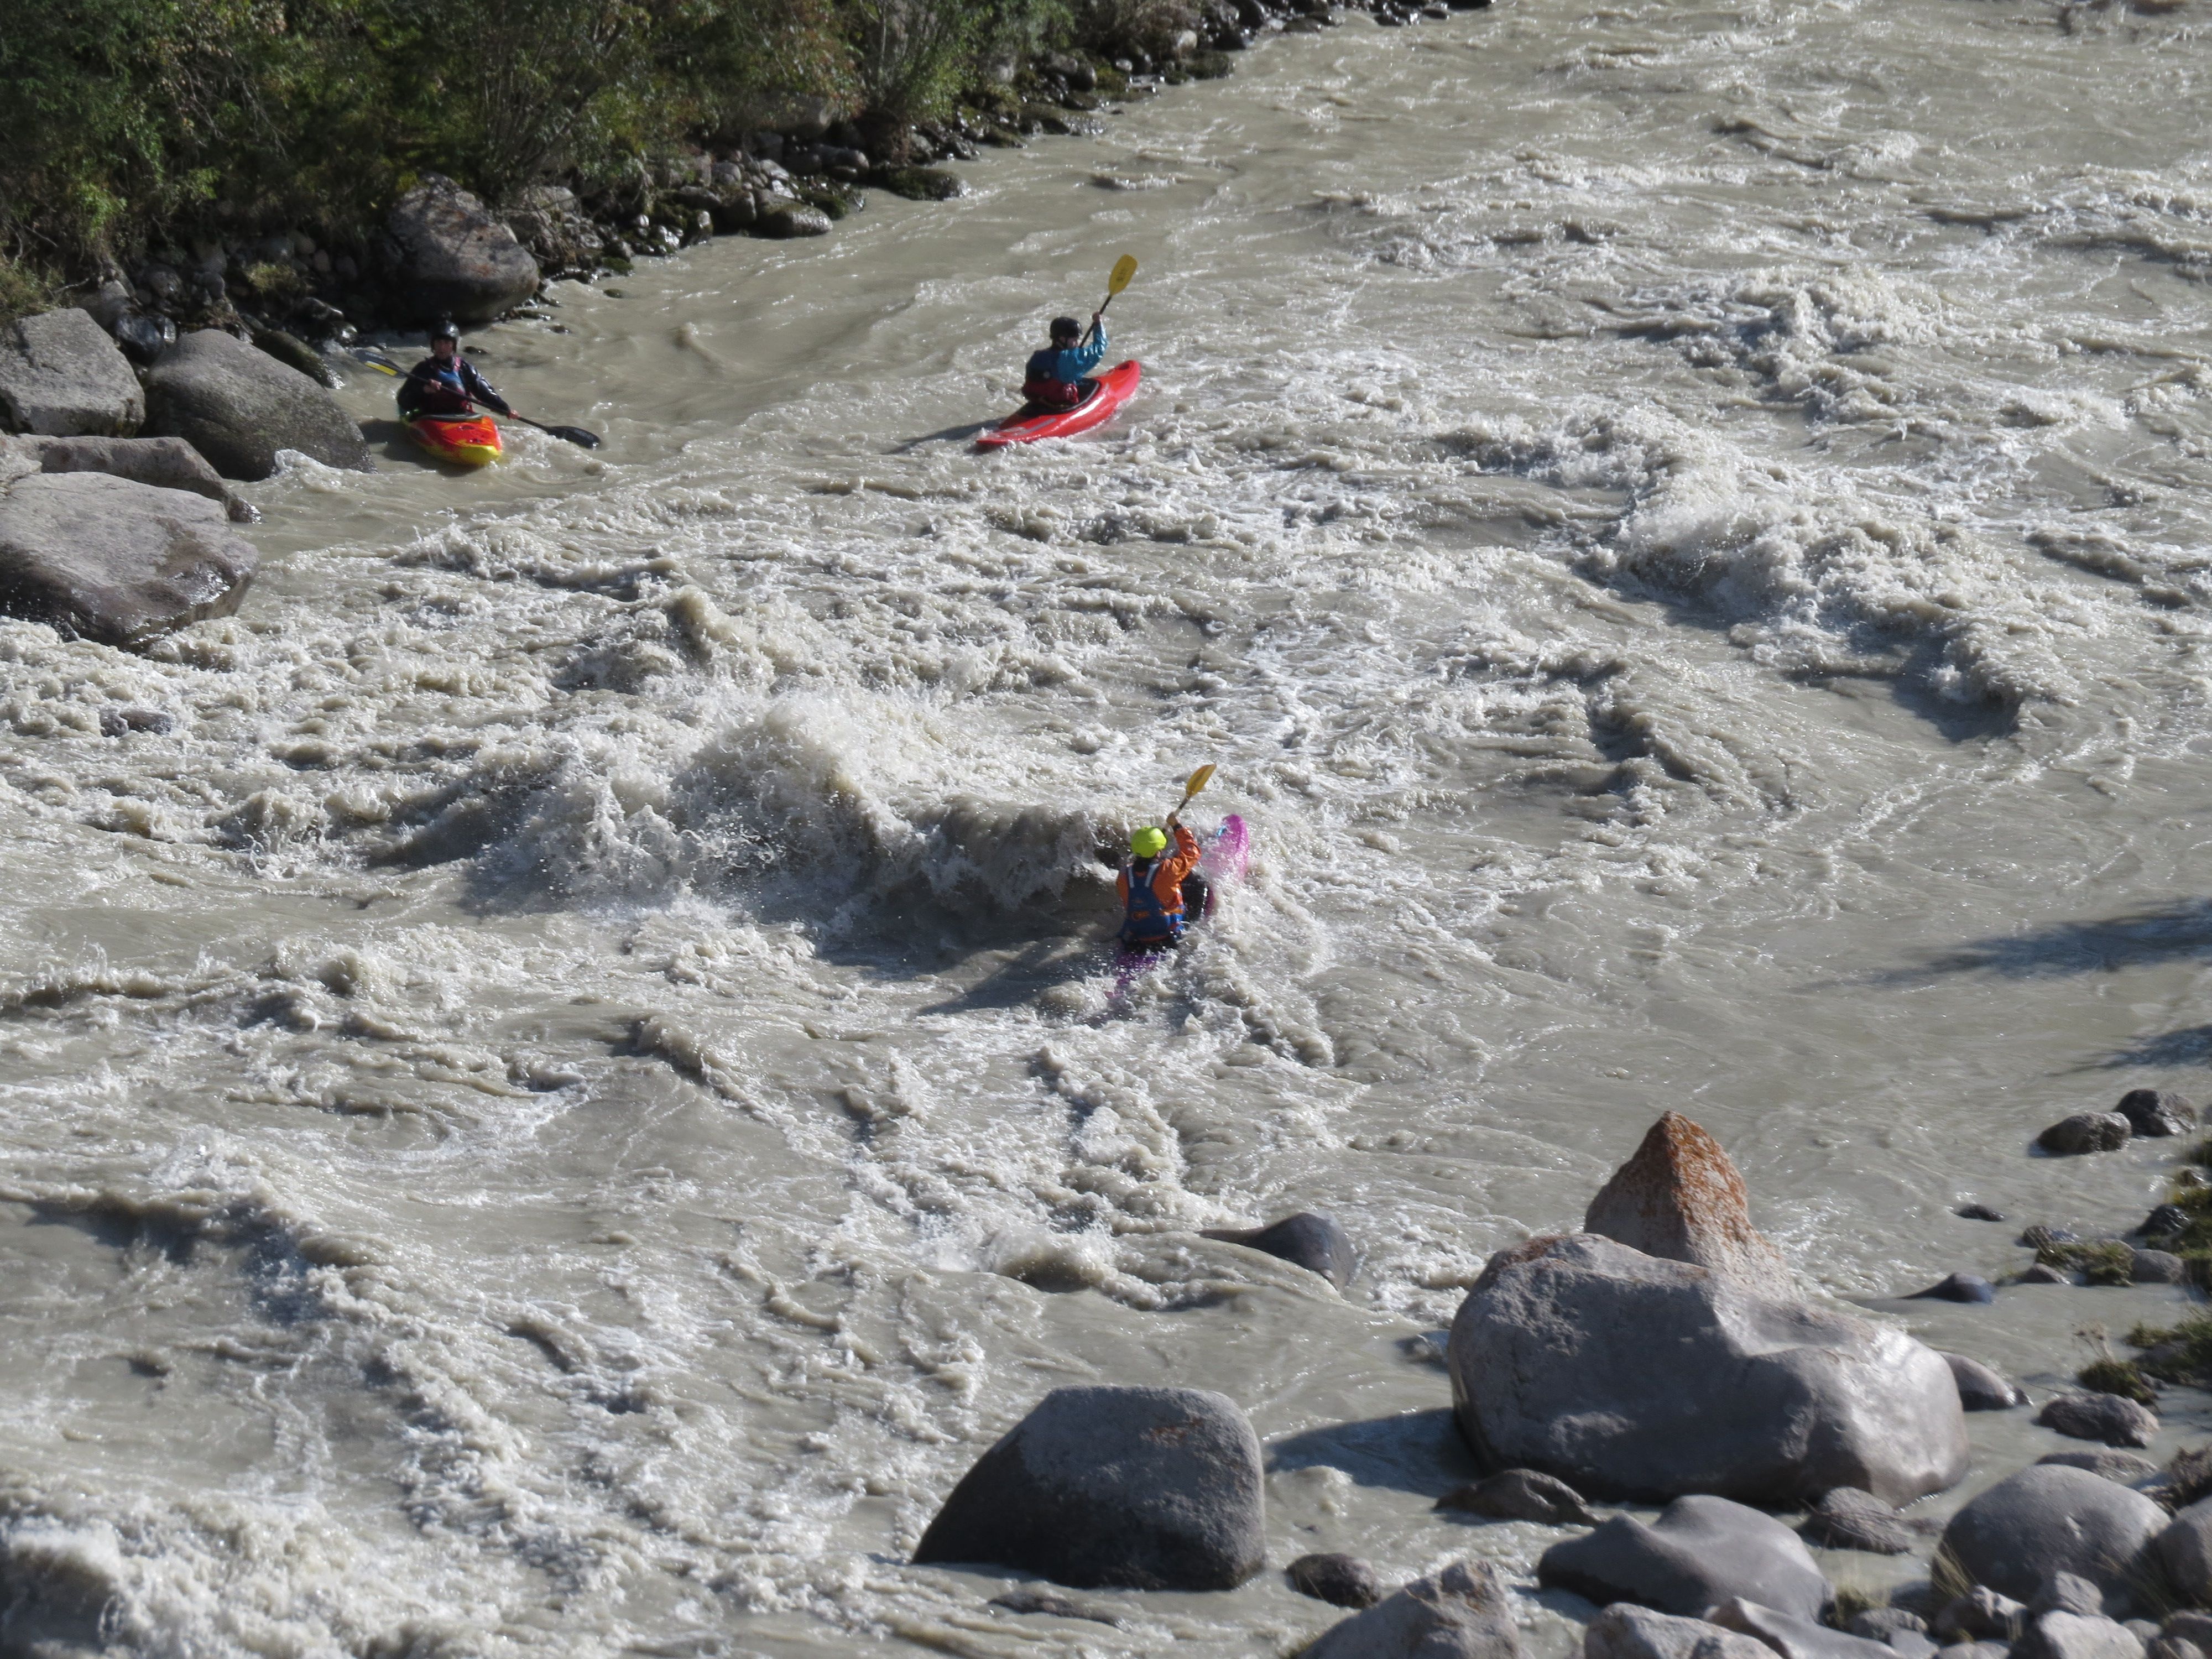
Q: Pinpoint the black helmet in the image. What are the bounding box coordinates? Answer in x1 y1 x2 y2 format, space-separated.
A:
430 319 460 343
1050 316 1081 341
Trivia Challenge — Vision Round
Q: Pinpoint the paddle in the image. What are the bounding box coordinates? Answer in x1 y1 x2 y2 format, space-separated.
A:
1171 764 1215 820
347 346 603 450
1084 255 1139 344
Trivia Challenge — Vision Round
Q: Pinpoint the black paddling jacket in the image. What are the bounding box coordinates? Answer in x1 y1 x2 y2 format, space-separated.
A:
399 355 510 419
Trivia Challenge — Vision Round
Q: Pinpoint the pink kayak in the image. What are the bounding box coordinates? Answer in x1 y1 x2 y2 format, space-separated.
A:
1113 814 1249 992
978 361 1142 448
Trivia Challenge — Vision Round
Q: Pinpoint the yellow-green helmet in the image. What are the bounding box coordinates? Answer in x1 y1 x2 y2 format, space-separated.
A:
1131 826 1167 859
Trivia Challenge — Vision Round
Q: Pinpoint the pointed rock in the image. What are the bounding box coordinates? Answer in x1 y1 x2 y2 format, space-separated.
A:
1584 1113 1793 1298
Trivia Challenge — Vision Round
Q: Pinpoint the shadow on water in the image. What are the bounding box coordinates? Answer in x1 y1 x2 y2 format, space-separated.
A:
1266 1407 1479 1498
2093 1026 2212 1070
1907 899 2212 982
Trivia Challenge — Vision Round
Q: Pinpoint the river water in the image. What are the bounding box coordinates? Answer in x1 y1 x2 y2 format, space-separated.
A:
6 0 2212 1652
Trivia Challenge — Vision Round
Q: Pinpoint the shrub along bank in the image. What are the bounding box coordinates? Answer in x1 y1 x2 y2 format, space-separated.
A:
0 0 1468 333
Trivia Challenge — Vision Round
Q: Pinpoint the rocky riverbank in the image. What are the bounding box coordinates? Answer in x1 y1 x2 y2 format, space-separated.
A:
899 1110 2212 1657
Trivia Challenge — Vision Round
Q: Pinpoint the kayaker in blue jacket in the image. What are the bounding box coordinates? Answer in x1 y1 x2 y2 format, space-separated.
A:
399 321 515 421
1022 312 1107 411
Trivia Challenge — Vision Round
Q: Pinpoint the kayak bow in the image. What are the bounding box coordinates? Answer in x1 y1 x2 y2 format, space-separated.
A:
408 414 503 467
979 360 1142 449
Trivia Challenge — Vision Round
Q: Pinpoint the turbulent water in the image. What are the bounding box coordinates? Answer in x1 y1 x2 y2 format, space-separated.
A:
7 0 2212 1651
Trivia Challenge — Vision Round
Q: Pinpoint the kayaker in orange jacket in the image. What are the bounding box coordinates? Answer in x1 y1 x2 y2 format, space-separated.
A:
1119 814 1207 950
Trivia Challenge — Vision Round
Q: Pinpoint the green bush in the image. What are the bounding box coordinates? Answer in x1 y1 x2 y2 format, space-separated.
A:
2078 1356 2157 1406
2037 1238 2135 1285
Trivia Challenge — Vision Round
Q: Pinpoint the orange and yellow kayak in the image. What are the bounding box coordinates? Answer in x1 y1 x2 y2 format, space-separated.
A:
408 414 503 467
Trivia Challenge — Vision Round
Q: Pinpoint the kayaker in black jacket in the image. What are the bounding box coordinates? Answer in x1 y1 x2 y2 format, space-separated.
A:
399 321 514 421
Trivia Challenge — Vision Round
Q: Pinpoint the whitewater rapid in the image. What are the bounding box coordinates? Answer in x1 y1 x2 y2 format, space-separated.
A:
4 0 2212 1650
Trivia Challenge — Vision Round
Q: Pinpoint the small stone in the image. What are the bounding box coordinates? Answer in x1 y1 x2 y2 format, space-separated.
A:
1303 1559 1519 1659
1852 1613 1932 1644
1286 1552 1382 1609
2038 1392 2159 1447
1942 1353 2025 1411
1908 1272 1997 1305
1936 1589 2027 1644
2038 1448 2161 1483
1801 1486 1914 1554
1710 1600 1900 1659
1586 1605 1773 1659
2017 1263 2070 1285
2131 1250 2187 1285
2138 1205 2190 1241
2021 1226 2080 1250
2116 1090 2196 1138
1437 1468 1596 1526
2037 1114 2132 1156
1958 1204 2006 1223
2013 1612 2146 1659
2032 1574 2107 1616
1537 1495 1829 1621
1200 1212 1355 1287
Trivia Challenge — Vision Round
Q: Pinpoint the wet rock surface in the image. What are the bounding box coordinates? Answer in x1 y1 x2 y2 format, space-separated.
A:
1536 1495 1830 1621
1798 1486 1914 1554
143 330 370 481
1585 1605 1775 1659
1942 1353 2024 1410
2116 1089 2195 1137
2036 1392 2158 1447
27 435 255 521
1448 1232 1966 1504
1286 1552 1381 1609
2037 1113 2132 1155
1940 1464 2165 1601
0 309 145 438
1304 1560 1520 1659
1437 1468 1598 1525
0 469 257 645
2153 1498 2212 1609
911 1385 1264 1591
1710 1598 1898 1659
1200 1211 1355 1285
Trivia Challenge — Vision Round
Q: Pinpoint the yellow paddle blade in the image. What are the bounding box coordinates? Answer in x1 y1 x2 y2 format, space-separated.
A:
1182 763 1216 800
1107 254 1139 295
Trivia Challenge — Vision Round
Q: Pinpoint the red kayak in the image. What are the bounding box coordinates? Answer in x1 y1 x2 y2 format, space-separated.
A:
978 360 1142 448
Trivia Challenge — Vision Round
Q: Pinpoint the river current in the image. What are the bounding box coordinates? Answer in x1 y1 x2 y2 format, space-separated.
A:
5 0 2212 1652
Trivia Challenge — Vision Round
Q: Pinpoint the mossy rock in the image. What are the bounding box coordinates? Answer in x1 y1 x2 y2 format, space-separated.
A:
1186 50 1235 80
2036 1238 2134 1285
2078 1357 2156 1406
875 167 964 202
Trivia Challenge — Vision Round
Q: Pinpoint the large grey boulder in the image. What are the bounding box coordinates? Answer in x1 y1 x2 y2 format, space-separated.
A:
911 1385 1262 1590
1448 1233 1968 1505
1303 1559 1519 1659
2153 1498 2212 1608
1940 1465 2165 1602
1587 1605 1774 1659
1583 1112 1794 1297
1710 1598 1898 1659
0 471 256 645
1536 1495 1830 1621
0 309 144 436
384 175 540 322
29 435 255 521
143 330 369 481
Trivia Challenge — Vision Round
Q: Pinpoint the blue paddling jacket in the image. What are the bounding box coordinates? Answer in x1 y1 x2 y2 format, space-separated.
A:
1023 325 1107 409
